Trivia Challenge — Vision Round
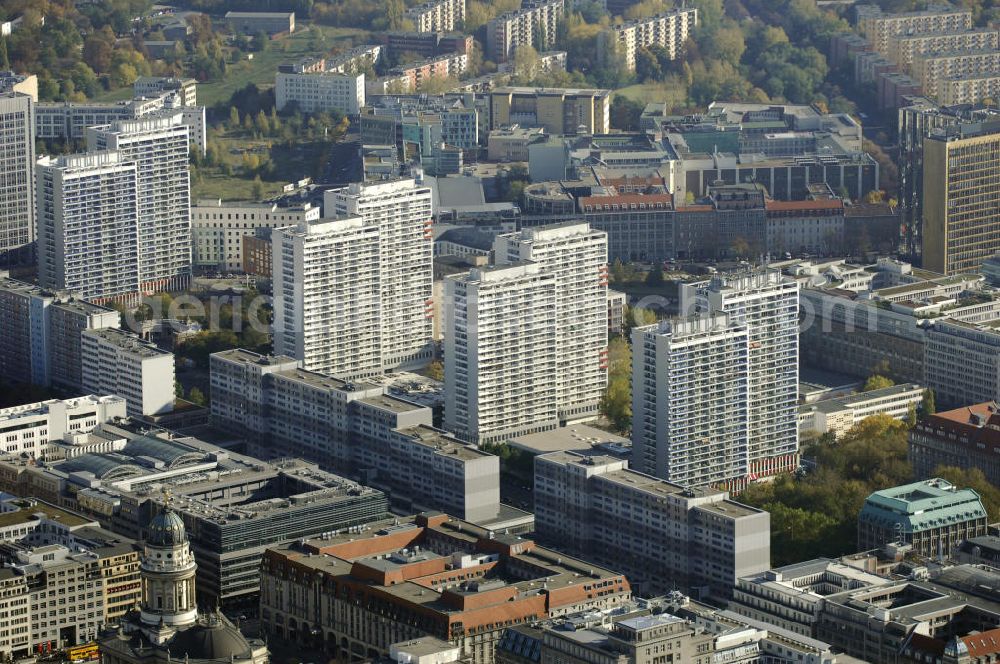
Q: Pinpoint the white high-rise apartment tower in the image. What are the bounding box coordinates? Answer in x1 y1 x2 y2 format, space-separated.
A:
36 152 141 304
0 93 35 266
87 110 192 293
443 263 559 445
272 217 381 378
494 222 608 424
681 270 800 484
631 315 750 487
326 179 434 370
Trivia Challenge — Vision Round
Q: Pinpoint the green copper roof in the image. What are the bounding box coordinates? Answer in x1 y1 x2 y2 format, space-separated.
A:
860 479 986 533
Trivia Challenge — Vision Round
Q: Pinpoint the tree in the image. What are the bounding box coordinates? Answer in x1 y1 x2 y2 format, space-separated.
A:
610 95 643 131
188 387 208 407
426 360 444 381
251 176 264 200
600 337 632 433
0 38 9 71
174 380 184 398
921 389 936 415
229 107 240 128
863 374 894 392
83 35 113 73
935 466 1000 521
645 268 664 286
511 44 540 83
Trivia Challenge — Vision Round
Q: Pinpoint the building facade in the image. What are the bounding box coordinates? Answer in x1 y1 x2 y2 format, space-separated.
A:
275 71 365 115
490 87 611 135
493 223 608 424
0 92 34 266
534 451 770 599
259 512 631 664
857 478 988 557
681 271 800 483
190 200 320 272
405 0 465 33
486 0 565 63
598 9 698 71
443 263 559 445
327 179 435 370
80 329 175 417
272 217 382 378
35 152 140 304
909 401 1000 487
87 112 192 294
923 120 1000 275
631 316 751 487
0 395 126 459
0 277 120 391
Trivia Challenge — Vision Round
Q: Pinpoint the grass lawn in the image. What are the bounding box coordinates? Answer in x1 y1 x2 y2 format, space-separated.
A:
197 24 369 107
614 81 686 107
190 131 331 201
191 173 285 201
92 23 369 107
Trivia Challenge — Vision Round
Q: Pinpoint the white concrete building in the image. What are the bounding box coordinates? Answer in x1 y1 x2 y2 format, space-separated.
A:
0 93 35 266
486 0 565 63
443 263 559 445
275 71 365 115
0 395 127 458
405 0 465 33
87 111 192 294
494 223 608 424
327 179 435 370
133 77 197 107
681 270 800 485
599 9 698 71
272 217 382 378
35 152 141 304
190 200 320 272
799 383 925 438
81 328 175 417
631 315 751 488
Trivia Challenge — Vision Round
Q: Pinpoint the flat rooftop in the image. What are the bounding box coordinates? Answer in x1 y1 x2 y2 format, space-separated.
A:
0 500 94 529
509 424 630 455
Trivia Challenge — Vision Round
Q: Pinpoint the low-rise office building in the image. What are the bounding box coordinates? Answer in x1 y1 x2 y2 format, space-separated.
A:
857 478 988 557
534 451 770 600
190 199 320 272
816 565 1000 664
260 512 632 664
0 421 391 613
799 383 924 438
490 87 610 135
0 395 126 459
0 498 141 658
81 329 175 417
730 558 890 637
210 349 503 524
224 11 295 35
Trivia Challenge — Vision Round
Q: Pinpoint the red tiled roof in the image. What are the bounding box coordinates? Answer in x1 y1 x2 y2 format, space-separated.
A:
962 627 1000 657
578 193 673 208
765 199 844 211
931 401 997 425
